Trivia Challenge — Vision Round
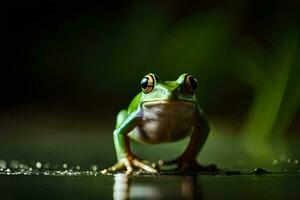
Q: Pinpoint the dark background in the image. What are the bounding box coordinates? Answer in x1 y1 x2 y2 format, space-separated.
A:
3 0 299 108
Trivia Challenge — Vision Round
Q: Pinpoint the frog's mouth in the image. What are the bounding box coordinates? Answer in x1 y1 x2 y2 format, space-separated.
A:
142 100 195 107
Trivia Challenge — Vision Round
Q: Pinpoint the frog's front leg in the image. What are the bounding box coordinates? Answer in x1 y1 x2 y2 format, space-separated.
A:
160 108 218 172
101 109 157 174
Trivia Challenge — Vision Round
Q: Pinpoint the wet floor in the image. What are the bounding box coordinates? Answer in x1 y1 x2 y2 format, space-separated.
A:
0 170 300 199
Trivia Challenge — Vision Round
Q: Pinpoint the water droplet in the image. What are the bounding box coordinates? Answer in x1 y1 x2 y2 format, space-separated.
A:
279 154 286 162
91 165 98 171
5 168 11 173
36 162 42 169
62 163 68 169
273 159 278 165
44 163 50 169
75 165 80 170
9 160 19 169
295 160 299 164
287 158 291 163
254 168 268 175
0 160 7 169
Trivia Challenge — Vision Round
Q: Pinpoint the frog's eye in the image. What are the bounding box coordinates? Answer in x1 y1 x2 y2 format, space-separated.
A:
184 75 198 93
141 74 155 93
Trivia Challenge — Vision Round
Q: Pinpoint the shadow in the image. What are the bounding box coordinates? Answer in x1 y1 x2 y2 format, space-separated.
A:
113 174 203 200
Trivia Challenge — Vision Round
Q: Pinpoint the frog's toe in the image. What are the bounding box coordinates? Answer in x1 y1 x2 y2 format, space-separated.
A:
101 161 126 174
132 159 158 173
101 158 158 174
199 164 219 172
176 160 201 172
177 161 219 173
158 158 179 166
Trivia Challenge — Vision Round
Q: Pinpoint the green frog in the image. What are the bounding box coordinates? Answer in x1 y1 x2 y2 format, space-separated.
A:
101 73 216 174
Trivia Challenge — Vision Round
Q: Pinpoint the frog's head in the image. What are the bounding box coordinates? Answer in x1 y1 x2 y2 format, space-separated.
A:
140 73 198 104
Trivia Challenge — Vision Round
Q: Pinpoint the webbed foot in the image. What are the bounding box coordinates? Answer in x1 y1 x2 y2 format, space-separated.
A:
101 156 158 174
159 158 218 173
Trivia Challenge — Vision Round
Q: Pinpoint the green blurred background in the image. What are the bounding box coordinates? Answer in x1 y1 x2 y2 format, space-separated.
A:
2 0 300 171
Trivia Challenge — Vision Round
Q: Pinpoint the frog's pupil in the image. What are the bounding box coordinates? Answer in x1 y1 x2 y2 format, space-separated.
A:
189 77 197 90
141 77 149 89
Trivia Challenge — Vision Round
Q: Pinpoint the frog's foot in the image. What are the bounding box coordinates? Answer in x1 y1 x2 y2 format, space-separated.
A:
101 157 158 175
159 158 218 173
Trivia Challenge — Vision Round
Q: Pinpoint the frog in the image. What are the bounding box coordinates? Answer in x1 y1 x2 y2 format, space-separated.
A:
101 73 216 174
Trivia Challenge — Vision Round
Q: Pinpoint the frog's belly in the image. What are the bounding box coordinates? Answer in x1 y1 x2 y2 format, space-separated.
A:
129 101 196 144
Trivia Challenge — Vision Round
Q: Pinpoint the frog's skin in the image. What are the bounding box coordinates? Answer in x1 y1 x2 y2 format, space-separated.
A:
101 73 215 174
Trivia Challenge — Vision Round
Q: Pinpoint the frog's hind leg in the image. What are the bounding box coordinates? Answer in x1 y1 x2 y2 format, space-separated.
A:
159 110 218 173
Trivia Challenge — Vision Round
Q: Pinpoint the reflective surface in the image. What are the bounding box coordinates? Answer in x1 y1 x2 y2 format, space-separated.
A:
113 174 202 200
1 172 300 199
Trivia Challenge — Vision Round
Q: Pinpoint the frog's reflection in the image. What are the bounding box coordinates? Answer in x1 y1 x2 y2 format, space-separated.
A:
113 174 203 200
